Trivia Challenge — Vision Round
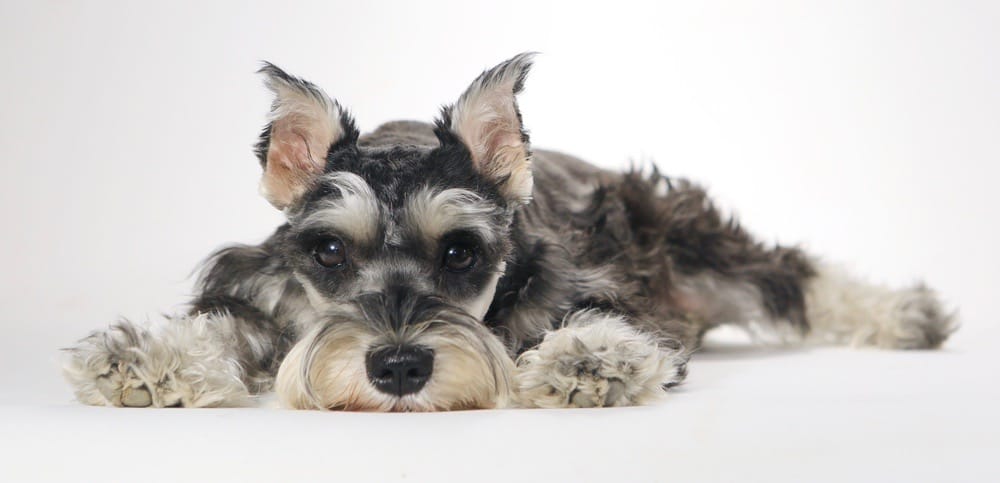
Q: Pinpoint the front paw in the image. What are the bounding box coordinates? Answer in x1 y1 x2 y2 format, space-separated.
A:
514 311 688 408
92 359 163 407
62 317 250 408
64 322 168 407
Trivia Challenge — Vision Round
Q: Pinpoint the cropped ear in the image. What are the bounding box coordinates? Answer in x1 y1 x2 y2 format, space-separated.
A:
435 53 536 204
255 62 359 210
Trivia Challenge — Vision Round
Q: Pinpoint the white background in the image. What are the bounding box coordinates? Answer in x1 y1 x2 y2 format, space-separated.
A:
0 1 998 481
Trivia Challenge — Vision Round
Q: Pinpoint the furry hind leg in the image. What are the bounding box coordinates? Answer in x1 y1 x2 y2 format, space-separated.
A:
804 262 957 349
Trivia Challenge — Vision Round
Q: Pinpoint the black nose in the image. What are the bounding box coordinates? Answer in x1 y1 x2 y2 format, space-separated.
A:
365 346 434 396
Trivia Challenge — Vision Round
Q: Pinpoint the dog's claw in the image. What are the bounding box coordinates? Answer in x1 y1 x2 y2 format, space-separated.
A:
93 366 153 407
120 385 152 407
604 379 626 406
95 374 119 403
567 378 627 408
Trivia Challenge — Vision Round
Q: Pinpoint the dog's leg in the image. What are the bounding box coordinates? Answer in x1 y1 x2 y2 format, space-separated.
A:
804 262 957 349
514 310 689 408
63 301 287 408
628 179 956 349
672 258 956 350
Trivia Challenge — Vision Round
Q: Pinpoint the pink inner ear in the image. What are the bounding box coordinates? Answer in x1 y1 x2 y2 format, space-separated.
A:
261 122 327 209
455 105 532 203
270 123 324 173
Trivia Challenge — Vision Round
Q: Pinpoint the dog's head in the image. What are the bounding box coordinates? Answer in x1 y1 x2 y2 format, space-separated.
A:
258 54 536 411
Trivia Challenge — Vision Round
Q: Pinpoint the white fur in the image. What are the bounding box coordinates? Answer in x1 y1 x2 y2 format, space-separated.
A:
515 310 688 408
805 262 957 349
297 172 381 243
276 320 514 411
275 323 379 410
63 314 252 408
405 187 507 244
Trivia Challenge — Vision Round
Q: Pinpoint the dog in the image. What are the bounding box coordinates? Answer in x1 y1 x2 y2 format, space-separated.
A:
63 53 957 411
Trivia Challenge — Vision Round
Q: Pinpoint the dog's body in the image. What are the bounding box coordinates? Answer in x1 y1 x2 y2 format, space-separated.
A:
64 54 956 411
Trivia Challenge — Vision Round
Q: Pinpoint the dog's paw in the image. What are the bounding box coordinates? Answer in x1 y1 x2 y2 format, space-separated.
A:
91 358 168 408
887 285 958 349
514 311 688 408
62 317 251 408
64 322 174 407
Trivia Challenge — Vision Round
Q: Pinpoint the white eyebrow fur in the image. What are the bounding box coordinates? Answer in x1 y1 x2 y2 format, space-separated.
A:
404 187 504 245
297 172 381 243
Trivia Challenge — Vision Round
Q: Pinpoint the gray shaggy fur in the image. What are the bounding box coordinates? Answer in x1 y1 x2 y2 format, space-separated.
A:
62 54 956 411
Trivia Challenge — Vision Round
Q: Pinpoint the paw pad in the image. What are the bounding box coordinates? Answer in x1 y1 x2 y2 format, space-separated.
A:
95 365 154 408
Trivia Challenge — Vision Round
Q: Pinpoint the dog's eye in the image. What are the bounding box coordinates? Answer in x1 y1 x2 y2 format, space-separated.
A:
442 243 476 272
313 238 347 268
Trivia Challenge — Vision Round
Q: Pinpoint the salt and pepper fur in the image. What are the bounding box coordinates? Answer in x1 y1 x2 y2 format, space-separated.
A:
62 54 957 411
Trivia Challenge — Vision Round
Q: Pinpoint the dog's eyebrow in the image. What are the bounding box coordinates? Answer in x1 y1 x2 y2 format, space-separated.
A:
297 172 381 243
404 187 505 246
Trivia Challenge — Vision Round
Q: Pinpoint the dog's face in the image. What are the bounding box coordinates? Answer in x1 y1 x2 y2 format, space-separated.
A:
259 54 535 411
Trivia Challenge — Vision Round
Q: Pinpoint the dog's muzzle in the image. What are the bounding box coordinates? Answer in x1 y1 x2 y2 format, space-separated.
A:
275 283 516 411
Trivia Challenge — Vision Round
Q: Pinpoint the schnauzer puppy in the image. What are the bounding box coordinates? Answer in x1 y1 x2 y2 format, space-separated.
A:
63 53 956 411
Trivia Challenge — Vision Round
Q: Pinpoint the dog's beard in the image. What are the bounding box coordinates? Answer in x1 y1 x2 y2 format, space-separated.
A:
275 306 514 411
